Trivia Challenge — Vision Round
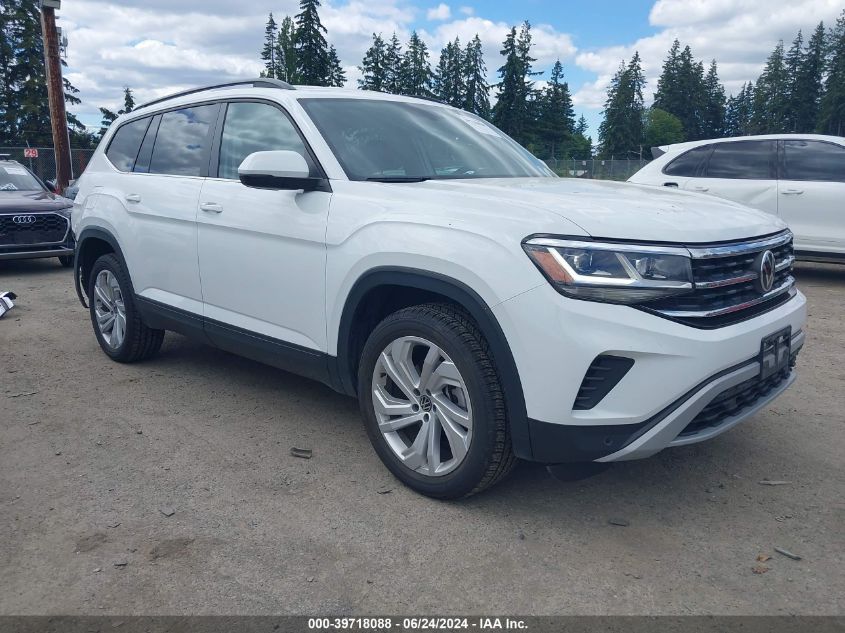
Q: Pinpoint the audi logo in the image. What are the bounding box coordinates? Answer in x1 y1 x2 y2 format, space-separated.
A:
12 215 37 225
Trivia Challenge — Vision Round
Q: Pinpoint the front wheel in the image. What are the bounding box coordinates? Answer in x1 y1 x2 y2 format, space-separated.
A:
358 303 516 499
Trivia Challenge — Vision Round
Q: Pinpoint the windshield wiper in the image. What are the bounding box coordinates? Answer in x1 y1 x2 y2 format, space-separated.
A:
365 176 430 183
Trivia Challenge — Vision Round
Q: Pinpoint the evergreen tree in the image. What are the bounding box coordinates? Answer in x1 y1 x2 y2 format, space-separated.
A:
384 33 403 94
792 22 827 133
294 0 329 85
574 115 588 136
461 35 490 118
783 30 805 131
752 41 790 133
260 13 278 78
359 33 388 91
1 0 85 145
654 41 712 140
819 10 845 135
276 16 297 83
398 31 434 97
726 81 756 136
653 40 683 121
98 87 135 137
433 37 464 107
327 44 346 87
702 60 726 137
597 52 646 158
535 59 575 158
492 22 541 145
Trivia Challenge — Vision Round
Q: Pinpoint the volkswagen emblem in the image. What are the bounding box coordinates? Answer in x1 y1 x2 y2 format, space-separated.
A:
12 215 36 225
755 250 776 293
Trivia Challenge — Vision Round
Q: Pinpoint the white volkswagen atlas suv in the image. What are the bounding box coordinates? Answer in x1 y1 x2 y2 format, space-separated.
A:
70 79 806 498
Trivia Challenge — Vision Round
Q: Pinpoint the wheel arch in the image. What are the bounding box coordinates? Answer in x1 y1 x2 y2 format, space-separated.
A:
334 267 531 459
73 227 128 307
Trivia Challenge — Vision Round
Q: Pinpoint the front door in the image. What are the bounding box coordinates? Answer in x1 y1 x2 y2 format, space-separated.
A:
196 100 331 366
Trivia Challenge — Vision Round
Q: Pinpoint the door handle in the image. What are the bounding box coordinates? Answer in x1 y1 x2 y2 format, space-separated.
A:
200 202 223 213
125 193 141 203
691 186 709 192
781 188 804 195
662 182 678 188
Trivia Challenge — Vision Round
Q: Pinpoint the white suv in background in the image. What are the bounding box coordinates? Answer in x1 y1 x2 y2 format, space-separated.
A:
71 79 806 498
629 134 845 262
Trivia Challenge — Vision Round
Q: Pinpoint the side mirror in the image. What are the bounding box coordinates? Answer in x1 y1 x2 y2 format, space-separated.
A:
238 150 323 191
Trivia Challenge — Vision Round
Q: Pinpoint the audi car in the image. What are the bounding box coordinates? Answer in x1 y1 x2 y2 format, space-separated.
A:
0 157 75 266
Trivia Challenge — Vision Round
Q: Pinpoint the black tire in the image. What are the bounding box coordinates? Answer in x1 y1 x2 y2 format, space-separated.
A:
58 255 73 268
88 253 164 362
358 303 517 499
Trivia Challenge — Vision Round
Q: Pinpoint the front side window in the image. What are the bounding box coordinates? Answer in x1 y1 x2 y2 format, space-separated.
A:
149 105 218 177
663 145 711 177
782 140 845 182
218 102 312 180
299 98 554 181
106 117 150 172
705 140 775 180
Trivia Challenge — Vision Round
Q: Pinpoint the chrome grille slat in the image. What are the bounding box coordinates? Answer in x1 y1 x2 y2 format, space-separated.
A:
646 231 795 327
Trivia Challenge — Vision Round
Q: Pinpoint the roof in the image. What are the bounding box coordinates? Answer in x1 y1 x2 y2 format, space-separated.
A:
657 133 845 154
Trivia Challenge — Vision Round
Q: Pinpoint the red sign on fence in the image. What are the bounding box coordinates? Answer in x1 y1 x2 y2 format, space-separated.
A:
24 148 38 158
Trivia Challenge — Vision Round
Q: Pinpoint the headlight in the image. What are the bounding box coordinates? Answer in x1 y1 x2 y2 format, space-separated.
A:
523 237 693 304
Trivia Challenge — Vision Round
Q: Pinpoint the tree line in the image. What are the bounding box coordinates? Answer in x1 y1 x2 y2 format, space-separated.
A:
599 9 845 158
0 0 92 147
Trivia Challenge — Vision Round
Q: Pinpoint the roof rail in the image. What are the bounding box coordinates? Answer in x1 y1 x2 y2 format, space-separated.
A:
136 78 295 110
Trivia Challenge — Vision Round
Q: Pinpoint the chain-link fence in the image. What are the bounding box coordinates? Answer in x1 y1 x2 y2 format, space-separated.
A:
0 147 94 183
543 158 651 181
2 147 650 184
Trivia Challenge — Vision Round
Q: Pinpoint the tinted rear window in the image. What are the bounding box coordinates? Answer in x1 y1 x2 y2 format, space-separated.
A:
782 140 845 182
106 117 150 172
149 105 218 177
663 145 711 177
705 140 774 179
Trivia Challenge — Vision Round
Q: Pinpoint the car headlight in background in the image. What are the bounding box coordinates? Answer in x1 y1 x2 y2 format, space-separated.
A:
523 237 693 304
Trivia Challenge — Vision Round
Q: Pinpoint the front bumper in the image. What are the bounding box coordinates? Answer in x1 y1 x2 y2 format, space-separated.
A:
492 283 807 463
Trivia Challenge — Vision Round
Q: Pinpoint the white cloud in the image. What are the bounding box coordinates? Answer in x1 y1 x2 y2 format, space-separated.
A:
573 0 844 109
459 6 474 16
426 3 451 21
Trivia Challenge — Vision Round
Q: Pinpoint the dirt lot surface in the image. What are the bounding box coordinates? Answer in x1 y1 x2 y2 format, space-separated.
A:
1 258 843 616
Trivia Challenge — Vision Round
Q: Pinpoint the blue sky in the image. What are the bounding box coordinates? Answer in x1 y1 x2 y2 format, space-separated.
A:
60 0 843 140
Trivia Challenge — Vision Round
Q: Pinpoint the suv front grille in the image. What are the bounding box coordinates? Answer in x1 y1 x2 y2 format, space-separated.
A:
0 213 69 247
645 232 795 328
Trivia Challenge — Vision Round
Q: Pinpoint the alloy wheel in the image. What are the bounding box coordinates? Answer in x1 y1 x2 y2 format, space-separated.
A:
93 270 127 349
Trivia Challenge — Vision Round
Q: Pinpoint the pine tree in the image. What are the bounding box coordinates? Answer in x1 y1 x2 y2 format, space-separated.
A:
492 22 541 145
294 0 329 86
574 115 588 136
819 10 845 135
792 22 827 133
653 40 683 120
398 31 434 97
597 53 646 158
725 82 756 137
461 35 490 118
359 33 388 91
98 86 135 137
752 41 790 133
535 60 575 158
260 13 278 78
327 44 345 87
433 37 464 107
0 0 15 141
276 16 297 82
702 60 726 137
122 86 135 113
384 33 403 94
654 41 711 140
783 30 805 131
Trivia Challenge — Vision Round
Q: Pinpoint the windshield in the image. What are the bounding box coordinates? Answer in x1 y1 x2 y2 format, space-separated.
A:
299 98 555 181
0 163 44 192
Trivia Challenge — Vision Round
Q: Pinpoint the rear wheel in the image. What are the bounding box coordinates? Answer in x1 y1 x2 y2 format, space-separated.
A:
358 303 516 499
88 253 164 362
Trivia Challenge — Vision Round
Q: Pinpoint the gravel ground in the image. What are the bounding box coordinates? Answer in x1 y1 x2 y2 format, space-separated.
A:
0 257 843 616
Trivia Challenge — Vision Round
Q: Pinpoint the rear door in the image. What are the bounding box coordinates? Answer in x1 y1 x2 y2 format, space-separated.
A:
778 139 845 257
689 139 779 214
107 103 219 316
196 100 330 370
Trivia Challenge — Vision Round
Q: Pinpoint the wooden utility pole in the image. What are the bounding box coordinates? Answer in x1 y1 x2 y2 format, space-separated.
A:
39 0 72 191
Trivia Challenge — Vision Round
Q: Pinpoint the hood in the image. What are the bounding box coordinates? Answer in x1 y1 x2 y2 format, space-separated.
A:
0 190 72 213
414 177 785 244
